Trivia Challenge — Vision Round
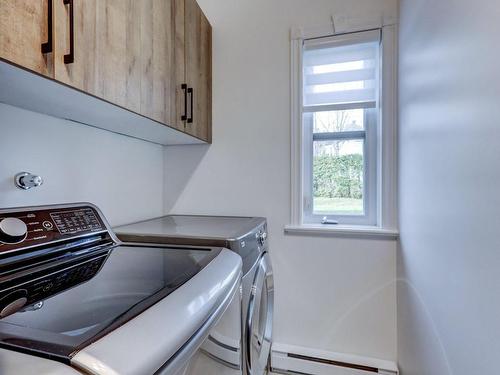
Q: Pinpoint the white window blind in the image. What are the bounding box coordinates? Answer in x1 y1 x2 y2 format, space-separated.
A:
303 30 380 109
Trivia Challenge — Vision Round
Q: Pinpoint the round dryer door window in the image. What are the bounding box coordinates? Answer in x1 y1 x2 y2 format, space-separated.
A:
245 253 274 375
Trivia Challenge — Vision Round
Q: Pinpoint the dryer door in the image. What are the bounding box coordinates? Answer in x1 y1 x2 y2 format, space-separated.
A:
245 253 274 375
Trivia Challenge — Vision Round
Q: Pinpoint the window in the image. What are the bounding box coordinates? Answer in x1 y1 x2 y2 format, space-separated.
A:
290 24 398 233
302 30 380 226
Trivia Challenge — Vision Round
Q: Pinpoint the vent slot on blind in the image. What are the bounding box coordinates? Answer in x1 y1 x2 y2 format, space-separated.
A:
302 29 380 110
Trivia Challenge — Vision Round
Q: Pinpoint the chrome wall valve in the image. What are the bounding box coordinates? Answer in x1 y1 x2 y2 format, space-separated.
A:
15 172 44 190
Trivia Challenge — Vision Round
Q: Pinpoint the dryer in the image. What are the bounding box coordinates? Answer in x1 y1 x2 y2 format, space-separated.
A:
116 215 274 375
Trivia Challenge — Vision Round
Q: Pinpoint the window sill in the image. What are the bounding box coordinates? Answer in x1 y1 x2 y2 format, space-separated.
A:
284 224 399 240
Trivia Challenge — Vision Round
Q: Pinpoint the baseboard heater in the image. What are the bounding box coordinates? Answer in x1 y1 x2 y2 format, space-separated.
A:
270 343 398 375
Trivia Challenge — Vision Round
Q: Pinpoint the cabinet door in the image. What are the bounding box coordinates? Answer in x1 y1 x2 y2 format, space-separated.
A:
184 0 212 142
174 0 187 132
140 0 177 125
54 0 97 95
0 0 53 76
54 0 141 113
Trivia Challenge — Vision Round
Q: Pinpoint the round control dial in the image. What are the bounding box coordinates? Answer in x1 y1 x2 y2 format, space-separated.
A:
258 231 267 246
0 217 28 244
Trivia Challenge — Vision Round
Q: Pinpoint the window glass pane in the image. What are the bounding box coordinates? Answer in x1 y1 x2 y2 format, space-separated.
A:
313 139 364 215
313 109 364 133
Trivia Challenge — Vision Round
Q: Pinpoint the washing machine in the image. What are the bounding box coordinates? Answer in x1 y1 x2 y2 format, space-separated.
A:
0 203 242 375
116 215 274 375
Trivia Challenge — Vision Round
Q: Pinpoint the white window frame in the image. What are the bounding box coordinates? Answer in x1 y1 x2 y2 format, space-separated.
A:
289 21 398 233
302 30 380 226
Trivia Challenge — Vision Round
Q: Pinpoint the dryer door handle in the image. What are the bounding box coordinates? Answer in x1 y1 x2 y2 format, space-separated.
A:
245 253 274 375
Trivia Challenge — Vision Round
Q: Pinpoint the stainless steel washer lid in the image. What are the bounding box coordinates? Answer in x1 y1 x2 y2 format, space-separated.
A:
0 244 221 364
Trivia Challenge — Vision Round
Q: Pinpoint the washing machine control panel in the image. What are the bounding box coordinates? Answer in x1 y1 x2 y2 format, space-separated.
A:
0 205 106 254
50 208 102 235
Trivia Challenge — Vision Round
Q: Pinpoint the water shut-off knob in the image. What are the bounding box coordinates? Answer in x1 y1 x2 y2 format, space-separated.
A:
15 172 43 190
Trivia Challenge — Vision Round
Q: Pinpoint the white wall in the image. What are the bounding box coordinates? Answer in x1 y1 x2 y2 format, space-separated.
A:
0 103 163 226
165 0 399 361
398 0 500 373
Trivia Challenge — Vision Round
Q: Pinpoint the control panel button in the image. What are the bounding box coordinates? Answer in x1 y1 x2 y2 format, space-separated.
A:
42 282 53 292
42 221 54 230
0 217 28 244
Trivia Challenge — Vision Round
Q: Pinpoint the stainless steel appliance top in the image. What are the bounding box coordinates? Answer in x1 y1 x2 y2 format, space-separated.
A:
115 215 266 243
115 215 268 276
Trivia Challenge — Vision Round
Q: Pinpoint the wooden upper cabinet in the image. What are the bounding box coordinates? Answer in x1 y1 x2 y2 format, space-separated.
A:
54 0 142 113
140 0 177 125
184 0 212 142
0 0 53 77
0 0 212 143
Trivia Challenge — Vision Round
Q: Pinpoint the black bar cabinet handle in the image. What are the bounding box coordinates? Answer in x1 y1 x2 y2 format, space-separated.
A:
181 84 188 121
187 87 193 123
41 0 53 54
63 0 74 64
